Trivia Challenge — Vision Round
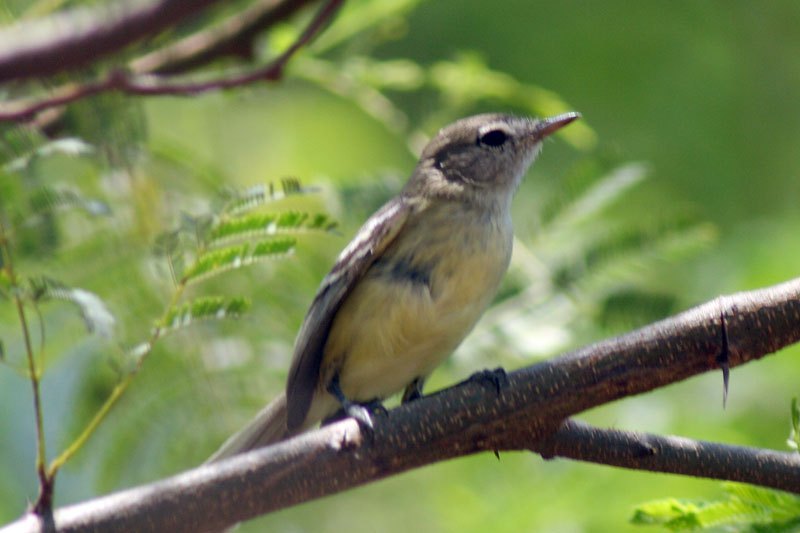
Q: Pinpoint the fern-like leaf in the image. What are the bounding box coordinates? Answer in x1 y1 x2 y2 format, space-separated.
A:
220 179 306 216
181 237 296 284
631 484 800 531
630 498 704 530
162 296 250 331
209 211 337 245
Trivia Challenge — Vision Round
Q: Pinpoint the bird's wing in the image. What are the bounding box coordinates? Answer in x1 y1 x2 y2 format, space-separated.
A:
285 196 412 429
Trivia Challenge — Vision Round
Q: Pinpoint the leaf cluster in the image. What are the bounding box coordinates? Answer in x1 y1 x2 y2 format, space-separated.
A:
632 483 800 532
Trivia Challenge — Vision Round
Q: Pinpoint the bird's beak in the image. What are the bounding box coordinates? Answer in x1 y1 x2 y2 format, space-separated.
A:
533 112 581 140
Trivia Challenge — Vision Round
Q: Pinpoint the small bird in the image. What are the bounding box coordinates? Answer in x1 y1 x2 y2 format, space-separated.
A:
210 111 580 461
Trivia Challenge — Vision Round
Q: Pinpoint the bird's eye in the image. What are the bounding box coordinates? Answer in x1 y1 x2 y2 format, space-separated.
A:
478 129 508 147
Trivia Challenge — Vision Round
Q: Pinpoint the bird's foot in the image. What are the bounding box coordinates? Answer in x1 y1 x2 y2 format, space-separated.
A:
463 367 509 395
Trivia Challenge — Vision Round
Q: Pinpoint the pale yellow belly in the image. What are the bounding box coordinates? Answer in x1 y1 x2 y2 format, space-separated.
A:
322 212 512 404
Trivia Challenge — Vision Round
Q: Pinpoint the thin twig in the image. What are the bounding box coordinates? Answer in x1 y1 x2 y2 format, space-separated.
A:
0 0 344 122
130 0 318 75
532 419 800 491
0 222 51 514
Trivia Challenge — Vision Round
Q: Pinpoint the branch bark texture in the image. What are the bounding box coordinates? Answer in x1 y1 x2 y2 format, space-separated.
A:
3 279 799 532
0 0 343 122
0 0 225 82
537 419 800 489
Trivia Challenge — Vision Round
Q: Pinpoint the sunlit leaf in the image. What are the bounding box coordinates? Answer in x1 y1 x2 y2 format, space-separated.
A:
209 211 337 245
162 296 250 331
181 237 296 284
630 498 704 529
724 482 800 521
632 485 800 531
220 179 306 216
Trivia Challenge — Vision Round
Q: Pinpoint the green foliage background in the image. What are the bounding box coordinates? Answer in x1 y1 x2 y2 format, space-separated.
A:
2 1 800 531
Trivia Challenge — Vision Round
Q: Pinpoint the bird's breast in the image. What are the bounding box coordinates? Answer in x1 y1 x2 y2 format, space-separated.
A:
324 202 513 402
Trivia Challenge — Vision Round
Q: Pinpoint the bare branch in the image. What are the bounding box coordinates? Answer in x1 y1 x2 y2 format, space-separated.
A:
0 0 225 82
0 0 344 122
130 0 319 75
533 419 800 491
3 277 800 532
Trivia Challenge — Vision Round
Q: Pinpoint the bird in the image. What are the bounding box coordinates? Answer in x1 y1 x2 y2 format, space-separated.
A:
209 111 580 462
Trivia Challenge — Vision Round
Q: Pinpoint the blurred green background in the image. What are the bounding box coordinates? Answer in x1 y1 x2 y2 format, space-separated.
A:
1 0 799 531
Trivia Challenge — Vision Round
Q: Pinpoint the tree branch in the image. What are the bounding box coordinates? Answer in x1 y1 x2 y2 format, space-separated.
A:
0 0 225 82
129 0 319 75
0 0 344 122
3 277 799 532
533 419 800 491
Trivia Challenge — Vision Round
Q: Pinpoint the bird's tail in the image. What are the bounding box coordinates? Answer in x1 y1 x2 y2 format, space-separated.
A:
207 392 295 463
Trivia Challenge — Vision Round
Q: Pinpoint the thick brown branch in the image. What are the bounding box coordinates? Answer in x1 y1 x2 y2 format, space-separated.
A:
0 0 225 82
130 0 318 75
3 278 799 532
0 0 344 122
532 419 800 491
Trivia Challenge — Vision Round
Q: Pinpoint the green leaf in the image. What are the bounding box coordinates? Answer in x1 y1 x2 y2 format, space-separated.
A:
28 277 115 338
723 483 800 521
181 237 296 284
162 296 250 331
220 179 306 216
209 211 337 245
630 498 703 530
632 485 800 531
